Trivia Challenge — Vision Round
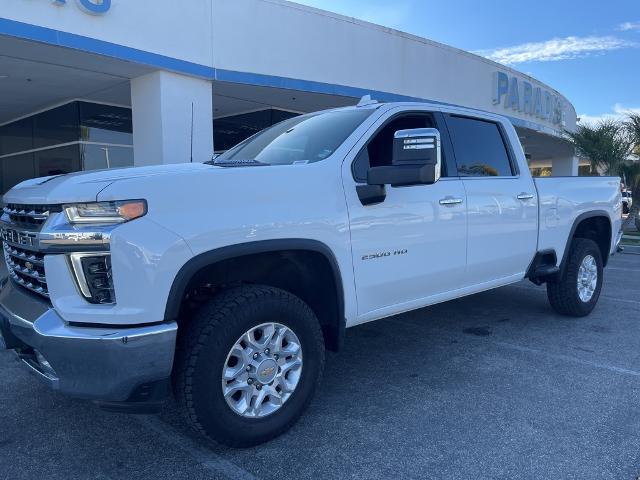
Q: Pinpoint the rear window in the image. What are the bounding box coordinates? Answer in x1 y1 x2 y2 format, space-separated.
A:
447 116 514 177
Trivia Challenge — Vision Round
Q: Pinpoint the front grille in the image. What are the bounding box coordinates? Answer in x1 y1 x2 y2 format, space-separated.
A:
3 204 62 231
3 243 48 296
1 203 60 299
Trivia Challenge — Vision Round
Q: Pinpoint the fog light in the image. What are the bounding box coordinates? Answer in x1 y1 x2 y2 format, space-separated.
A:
35 350 57 379
69 253 115 304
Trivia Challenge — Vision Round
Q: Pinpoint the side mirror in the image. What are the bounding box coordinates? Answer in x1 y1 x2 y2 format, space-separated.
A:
367 128 441 186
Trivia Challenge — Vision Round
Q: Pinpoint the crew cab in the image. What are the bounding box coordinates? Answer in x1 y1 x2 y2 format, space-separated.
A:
0 100 623 447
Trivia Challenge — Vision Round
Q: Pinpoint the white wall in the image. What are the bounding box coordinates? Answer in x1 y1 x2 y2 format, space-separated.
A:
1 0 214 66
2 0 577 136
212 0 576 134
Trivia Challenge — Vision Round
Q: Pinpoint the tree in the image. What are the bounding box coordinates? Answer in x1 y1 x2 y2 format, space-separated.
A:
566 120 633 176
624 113 640 231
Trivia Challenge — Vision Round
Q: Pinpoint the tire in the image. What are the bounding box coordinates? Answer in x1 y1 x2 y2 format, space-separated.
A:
623 203 629 215
173 285 325 447
546 238 603 317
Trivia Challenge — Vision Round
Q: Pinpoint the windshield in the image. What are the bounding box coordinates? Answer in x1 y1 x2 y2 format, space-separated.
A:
214 109 373 166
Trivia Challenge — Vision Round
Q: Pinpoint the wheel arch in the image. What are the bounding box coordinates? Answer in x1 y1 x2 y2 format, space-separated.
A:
165 239 346 351
560 211 613 274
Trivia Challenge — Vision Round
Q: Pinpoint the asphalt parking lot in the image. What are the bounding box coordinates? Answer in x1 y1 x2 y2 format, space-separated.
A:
1 252 639 480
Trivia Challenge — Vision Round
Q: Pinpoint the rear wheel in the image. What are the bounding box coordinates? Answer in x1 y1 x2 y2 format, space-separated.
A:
174 285 325 447
547 238 603 317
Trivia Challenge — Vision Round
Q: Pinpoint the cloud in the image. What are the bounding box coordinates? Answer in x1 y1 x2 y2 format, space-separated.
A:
578 104 640 125
618 21 640 31
476 35 637 65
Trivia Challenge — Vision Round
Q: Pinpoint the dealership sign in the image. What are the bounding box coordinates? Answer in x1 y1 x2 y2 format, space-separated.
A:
51 0 111 15
493 71 565 127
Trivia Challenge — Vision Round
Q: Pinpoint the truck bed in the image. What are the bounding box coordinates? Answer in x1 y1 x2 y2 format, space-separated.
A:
534 176 622 263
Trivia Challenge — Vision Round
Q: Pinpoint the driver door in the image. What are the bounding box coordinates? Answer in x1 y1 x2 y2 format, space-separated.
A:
342 109 468 323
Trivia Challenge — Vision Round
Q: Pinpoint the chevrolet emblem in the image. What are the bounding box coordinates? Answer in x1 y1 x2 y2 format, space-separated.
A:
261 367 275 377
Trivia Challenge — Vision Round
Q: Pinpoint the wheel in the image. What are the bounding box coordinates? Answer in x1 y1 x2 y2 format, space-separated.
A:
623 203 630 215
173 285 325 447
546 238 603 317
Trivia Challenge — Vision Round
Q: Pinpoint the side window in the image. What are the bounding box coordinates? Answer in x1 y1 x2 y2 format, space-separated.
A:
353 113 442 182
446 115 514 177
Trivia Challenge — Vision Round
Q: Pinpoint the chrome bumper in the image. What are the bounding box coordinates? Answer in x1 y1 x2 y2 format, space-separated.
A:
0 279 177 403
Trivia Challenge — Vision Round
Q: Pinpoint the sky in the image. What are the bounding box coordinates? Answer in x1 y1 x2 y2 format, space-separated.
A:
293 0 640 124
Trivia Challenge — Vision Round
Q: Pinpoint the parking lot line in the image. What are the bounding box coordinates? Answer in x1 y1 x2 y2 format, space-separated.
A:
506 283 640 306
134 416 259 480
606 266 640 273
493 341 640 378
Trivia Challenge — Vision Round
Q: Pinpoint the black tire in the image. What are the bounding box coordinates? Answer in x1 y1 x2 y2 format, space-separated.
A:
547 238 603 317
623 203 629 215
173 285 325 447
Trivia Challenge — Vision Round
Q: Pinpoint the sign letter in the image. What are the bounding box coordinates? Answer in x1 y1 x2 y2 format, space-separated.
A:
507 77 520 111
75 0 111 15
493 72 509 106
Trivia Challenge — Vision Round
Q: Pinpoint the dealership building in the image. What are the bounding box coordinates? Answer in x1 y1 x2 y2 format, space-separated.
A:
0 0 582 194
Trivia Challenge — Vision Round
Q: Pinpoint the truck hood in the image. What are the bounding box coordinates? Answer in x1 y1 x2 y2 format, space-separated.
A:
3 163 212 205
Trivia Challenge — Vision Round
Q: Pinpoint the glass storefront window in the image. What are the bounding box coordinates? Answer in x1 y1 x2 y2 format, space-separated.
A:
79 102 133 145
33 102 80 149
0 118 33 157
0 101 136 194
82 144 134 171
1 152 36 194
35 144 81 177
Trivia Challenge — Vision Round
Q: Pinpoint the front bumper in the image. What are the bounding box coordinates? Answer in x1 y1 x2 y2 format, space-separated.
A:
0 278 177 403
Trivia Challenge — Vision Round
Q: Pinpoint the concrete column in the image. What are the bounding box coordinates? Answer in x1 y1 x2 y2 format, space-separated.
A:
131 71 213 166
552 156 579 176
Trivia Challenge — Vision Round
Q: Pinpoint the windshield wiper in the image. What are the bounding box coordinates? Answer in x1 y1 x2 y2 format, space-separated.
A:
207 159 269 167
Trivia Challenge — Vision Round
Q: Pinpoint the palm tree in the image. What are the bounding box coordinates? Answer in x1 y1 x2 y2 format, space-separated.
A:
566 120 633 176
624 113 640 231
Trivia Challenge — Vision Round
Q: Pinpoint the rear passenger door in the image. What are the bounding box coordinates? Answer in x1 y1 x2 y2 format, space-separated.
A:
443 113 538 286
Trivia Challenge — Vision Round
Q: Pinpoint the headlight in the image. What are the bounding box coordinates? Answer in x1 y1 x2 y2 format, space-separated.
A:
64 200 147 224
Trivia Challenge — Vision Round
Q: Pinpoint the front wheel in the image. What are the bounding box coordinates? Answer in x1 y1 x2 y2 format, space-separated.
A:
547 238 603 317
173 285 325 447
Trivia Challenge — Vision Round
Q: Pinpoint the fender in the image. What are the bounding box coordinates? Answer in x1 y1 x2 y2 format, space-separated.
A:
559 210 612 275
164 239 346 345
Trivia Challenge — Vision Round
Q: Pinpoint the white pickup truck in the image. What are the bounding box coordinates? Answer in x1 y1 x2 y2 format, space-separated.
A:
0 100 622 447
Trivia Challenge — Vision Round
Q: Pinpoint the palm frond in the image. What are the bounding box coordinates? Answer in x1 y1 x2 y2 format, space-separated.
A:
566 119 633 176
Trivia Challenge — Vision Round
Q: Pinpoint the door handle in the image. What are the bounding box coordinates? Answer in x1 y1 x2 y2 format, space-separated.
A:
439 196 464 206
517 193 535 201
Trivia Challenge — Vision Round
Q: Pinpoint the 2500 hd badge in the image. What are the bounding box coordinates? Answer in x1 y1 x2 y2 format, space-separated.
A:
362 249 408 261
